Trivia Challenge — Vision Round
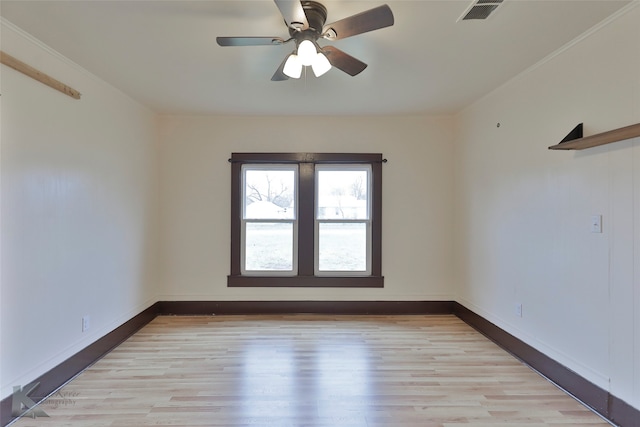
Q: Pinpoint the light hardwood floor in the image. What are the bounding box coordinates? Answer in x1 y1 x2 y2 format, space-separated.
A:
14 315 611 426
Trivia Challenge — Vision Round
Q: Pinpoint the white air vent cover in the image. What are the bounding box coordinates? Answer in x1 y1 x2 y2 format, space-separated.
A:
458 0 504 21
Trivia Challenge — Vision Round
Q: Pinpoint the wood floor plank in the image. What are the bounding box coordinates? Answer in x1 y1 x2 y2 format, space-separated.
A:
12 315 611 426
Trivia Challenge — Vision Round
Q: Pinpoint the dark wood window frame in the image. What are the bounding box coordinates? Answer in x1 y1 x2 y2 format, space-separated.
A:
228 152 384 288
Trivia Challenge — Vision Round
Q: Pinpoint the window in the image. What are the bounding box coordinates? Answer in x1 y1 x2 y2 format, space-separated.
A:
228 153 383 287
242 165 298 275
315 165 371 275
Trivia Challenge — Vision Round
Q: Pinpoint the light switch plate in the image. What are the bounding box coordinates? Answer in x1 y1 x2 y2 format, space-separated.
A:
591 215 602 233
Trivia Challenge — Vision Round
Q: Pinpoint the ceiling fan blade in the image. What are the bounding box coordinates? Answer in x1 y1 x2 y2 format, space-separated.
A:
217 36 285 47
321 46 367 76
322 4 394 40
274 0 309 30
271 55 291 81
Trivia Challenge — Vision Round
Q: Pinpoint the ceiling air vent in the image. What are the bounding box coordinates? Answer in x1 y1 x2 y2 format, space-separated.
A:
458 0 504 21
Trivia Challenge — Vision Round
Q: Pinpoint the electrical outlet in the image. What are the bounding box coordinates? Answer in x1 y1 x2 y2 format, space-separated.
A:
515 303 523 318
82 315 90 332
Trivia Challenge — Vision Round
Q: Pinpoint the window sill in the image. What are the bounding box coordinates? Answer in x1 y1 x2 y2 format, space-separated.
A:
227 275 384 288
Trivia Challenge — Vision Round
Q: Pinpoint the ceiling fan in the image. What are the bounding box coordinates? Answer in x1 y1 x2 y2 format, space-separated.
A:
216 0 394 81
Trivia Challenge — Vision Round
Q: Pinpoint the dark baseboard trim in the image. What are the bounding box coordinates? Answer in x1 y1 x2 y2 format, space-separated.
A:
453 302 608 413
1 304 159 427
453 302 639 427
609 390 640 427
3 300 637 427
156 300 454 315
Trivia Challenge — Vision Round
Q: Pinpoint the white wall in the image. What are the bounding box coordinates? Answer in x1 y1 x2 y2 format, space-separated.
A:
158 115 455 301
454 4 640 410
0 20 159 399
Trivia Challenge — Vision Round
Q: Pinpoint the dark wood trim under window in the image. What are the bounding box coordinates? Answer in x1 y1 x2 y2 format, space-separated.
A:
228 152 383 287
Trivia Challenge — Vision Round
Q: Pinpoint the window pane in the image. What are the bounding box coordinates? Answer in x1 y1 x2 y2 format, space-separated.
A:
317 169 369 220
245 222 294 271
244 168 295 219
318 223 367 271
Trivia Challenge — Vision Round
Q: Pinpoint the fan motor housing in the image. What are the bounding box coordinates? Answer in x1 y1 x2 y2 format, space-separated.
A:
289 1 327 38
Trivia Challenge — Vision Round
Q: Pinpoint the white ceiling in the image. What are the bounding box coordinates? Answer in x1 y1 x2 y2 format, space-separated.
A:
0 0 631 115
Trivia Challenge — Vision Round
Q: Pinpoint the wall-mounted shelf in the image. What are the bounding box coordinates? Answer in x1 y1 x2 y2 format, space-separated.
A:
548 122 640 150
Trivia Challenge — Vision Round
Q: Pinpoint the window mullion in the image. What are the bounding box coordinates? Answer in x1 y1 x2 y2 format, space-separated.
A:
298 162 315 276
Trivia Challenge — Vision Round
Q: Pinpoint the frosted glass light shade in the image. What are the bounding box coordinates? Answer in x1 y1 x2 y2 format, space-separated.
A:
297 40 317 66
312 52 331 77
283 54 302 78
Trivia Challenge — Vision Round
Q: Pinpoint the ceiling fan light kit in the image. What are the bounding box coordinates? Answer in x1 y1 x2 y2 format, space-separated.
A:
216 0 394 81
282 39 332 78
